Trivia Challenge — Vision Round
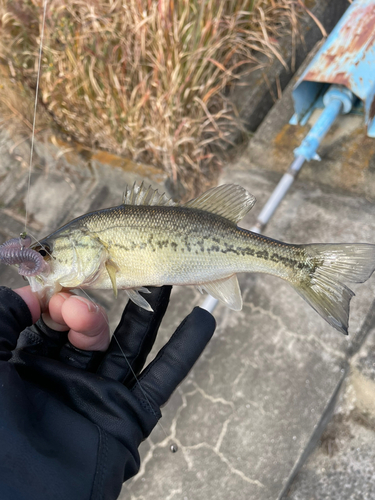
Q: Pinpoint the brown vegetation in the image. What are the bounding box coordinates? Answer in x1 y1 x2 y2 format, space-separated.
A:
0 0 302 197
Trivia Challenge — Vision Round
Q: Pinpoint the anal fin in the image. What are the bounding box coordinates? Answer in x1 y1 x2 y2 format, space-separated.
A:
198 274 242 311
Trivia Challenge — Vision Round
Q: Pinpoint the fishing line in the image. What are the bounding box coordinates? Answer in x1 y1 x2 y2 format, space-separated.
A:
21 2 254 495
24 0 48 234
112 330 175 448
24 231 55 260
77 287 177 451
26 229 172 446
25 3 181 490
25 0 178 455
18 2 233 495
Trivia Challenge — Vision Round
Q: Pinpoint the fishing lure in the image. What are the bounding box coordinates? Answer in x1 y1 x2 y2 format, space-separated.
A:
0 233 48 276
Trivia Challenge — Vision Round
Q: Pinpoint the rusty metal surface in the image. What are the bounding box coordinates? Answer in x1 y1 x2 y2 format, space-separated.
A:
292 0 375 136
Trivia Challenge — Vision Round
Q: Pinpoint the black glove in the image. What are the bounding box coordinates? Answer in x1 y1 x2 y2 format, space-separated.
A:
0 286 216 500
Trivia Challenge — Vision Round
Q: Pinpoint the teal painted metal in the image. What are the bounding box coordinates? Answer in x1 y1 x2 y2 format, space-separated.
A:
294 85 355 161
292 0 375 137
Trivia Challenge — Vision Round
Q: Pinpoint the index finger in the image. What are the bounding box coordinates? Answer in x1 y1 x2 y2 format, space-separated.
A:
58 295 110 351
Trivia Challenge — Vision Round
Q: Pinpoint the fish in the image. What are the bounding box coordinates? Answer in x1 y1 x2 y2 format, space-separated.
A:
1 183 375 335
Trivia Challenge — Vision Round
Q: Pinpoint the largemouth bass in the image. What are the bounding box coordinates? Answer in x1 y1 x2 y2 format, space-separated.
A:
1 183 375 334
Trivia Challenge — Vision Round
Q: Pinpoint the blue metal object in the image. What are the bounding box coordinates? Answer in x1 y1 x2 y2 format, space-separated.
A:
252 85 355 235
293 85 355 161
292 0 375 137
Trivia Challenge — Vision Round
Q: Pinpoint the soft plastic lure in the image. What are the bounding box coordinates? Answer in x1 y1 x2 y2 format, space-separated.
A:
0 234 48 277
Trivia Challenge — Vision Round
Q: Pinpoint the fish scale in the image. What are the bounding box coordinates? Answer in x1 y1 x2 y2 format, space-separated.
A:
69 205 303 286
1 183 375 334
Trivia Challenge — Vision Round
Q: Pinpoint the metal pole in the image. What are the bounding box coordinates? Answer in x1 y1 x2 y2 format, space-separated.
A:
201 86 354 314
251 155 305 234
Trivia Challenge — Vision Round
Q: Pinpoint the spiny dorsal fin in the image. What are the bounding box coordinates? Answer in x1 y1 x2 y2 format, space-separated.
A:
184 184 256 224
122 182 177 207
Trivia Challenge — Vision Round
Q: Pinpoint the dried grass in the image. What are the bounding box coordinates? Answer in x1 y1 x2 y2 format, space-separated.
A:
0 0 304 197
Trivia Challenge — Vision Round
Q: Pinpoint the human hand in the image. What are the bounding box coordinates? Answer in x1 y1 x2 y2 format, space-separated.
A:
0 285 216 500
14 286 110 350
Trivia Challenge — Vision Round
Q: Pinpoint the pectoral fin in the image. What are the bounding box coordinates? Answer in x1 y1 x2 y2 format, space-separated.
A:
105 259 120 298
198 274 242 311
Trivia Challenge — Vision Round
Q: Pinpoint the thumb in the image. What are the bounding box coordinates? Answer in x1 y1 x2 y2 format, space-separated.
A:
131 307 216 408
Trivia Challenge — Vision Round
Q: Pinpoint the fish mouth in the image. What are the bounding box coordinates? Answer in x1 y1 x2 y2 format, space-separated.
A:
0 236 50 277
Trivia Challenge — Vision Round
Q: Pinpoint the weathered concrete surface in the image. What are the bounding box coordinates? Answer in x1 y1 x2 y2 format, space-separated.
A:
118 165 375 500
0 127 167 320
119 35 375 498
286 324 375 500
1 108 375 499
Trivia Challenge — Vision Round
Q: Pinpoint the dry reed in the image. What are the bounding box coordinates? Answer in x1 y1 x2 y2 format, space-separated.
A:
0 0 304 197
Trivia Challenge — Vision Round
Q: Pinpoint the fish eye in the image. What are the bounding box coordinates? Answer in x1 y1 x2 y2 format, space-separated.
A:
34 244 51 260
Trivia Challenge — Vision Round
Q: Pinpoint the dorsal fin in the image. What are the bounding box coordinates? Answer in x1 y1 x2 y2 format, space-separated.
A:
184 184 256 224
122 182 177 207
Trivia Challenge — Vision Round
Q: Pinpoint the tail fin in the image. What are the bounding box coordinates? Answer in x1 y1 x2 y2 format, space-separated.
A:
293 244 375 335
